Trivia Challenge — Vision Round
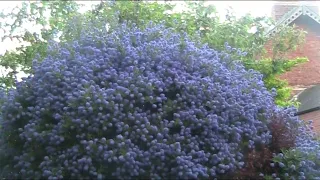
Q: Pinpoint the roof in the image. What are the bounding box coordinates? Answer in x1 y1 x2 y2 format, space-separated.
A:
296 85 320 115
266 5 320 36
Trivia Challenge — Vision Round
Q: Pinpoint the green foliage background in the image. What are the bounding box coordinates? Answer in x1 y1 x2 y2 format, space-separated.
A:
0 0 308 106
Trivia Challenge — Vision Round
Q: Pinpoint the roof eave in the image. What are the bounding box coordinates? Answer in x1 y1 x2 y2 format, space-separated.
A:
295 106 320 116
265 6 320 37
265 6 303 37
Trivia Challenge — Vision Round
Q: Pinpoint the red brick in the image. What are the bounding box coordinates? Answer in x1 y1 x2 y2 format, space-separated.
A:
267 3 320 86
299 110 320 133
265 16 320 86
266 3 320 135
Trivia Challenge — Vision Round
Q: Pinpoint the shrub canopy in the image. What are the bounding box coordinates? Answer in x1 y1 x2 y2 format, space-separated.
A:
0 20 299 179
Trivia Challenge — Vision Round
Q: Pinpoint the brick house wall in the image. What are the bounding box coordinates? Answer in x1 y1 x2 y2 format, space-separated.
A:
299 110 320 132
266 2 320 91
278 17 320 87
264 19 320 96
272 3 298 21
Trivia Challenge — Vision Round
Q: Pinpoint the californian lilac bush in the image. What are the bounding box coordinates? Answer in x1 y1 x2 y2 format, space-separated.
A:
268 119 320 180
230 106 303 179
0 19 283 179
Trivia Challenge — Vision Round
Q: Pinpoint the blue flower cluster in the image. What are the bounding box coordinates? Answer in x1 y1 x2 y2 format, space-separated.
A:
268 116 320 180
290 122 320 179
1 21 278 179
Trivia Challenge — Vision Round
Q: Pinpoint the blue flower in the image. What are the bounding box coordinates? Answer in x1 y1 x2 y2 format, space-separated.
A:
0 19 310 179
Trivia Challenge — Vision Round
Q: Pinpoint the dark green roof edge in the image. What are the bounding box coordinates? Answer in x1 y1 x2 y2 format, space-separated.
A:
295 85 320 116
295 106 320 116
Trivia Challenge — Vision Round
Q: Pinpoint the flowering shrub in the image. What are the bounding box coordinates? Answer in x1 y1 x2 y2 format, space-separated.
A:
224 107 301 179
0 20 301 179
267 121 320 180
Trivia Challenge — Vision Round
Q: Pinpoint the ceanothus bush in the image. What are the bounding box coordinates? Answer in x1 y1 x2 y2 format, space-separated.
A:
269 120 320 180
0 19 280 179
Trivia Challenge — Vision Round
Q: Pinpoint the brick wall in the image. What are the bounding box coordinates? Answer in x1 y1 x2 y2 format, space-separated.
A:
272 4 298 21
278 16 320 86
265 15 320 86
299 110 320 133
268 2 320 87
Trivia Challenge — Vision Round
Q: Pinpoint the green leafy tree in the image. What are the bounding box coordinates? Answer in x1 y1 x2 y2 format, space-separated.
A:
0 1 307 106
0 1 81 88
